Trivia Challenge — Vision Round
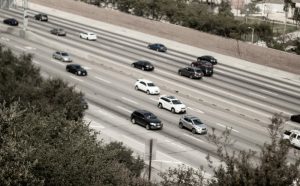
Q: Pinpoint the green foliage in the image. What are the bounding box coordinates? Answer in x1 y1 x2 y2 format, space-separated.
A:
0 46 148 185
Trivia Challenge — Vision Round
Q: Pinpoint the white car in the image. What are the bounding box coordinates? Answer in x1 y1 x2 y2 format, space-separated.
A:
158 95 186 114
80 32 97 40
283 129 300 149
134 79 160 95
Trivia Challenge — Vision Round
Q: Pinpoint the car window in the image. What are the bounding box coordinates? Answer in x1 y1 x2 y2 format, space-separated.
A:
162 97 170 102
297 135 300 140
140 82 146 85
184 118 191 122
172 100 182 104
147 83 155 87
144 113 156 119
196 69 202 73
61 52 68 56
192 119 203 125
291 134 297 138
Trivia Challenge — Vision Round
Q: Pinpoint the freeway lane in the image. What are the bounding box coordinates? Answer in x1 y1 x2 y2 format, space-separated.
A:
1 6 300 173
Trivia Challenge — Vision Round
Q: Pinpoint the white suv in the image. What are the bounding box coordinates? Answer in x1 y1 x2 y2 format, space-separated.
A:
134 79 160 95
158 95 186 113
283 129 300 149
80 32 97 40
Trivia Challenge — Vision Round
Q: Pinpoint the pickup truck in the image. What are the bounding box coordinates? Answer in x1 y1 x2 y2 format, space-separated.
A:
282 130 300 149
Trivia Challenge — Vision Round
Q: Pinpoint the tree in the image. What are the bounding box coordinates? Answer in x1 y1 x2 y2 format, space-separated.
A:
159 113 300 185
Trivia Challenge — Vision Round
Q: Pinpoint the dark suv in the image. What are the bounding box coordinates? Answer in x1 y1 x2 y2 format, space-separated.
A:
34 13 48 21
131 110 163 130
66 64 87 76
291 114 300 123
178 66 203 79
197 55 218 65
191 61 213 76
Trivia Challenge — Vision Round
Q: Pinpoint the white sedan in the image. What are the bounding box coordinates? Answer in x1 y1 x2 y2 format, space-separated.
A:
80 32 97 40
134 79 160 95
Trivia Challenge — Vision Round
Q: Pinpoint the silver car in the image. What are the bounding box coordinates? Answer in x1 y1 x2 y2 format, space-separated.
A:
179 115 207 134
52 51 72 62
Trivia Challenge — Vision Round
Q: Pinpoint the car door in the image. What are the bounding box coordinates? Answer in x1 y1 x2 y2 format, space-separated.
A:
139 81 147 92
57 52 62 60
164 98 172 110
135 112 143 126
184 118 193 130
181 68 188 77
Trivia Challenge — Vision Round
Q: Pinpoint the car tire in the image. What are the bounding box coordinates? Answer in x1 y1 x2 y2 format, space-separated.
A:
179 123 183 129
135 86 139 90
178 71 182 76
192 128 196 134
146 90 150 95
77 71 81 76
131 118 136 124
146 125 150 130
189 75 193 79
158 103 163 109
142 67 145 71
171 108 175 113
66 68 70 72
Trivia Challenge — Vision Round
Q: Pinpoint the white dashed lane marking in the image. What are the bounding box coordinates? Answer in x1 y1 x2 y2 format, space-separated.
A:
183 133 204 143
187 107 204 114
116 106 132 113
70 76 83 82
122 97 138 105
94 76 111 84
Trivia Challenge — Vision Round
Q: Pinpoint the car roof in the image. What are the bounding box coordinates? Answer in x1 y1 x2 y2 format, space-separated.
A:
137 79 153 83
160 95 177 100
290 130 300 134
184 115 199 120
137 60 151 63
68 64 81 67
187 66 201 70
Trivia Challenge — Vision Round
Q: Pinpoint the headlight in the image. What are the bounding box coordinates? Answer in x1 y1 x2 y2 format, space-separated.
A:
150 123 157 126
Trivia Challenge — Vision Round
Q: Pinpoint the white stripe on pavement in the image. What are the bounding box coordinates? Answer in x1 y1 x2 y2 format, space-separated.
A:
116 106 132 113
216 123 239 133
122 97 138 104
183 133 204 143
94 76 111 84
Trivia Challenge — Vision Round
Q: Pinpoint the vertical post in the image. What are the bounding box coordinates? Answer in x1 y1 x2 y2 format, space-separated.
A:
23 0 28 31
283 11 287 44
251 28 254 43
148 139 153 181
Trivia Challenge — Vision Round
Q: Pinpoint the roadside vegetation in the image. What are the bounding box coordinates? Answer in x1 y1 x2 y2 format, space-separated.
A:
80 0 300 54
1 45 300 185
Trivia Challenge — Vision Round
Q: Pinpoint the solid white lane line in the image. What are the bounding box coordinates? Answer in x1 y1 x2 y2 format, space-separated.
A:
260 89 279 96
248 92 266 99
116 106 132 113
83 66 91 70
94 76 111 84
183 133 204 143
24 46 36 50
187 107 204 114
70 76 83 82
122 97 138 105
32 60 40 64
216 123 239 133
97 108 114 118
15 46 25 51
1 37 10 41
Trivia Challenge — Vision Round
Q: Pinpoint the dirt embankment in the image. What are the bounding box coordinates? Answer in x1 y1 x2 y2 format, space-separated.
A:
31 0 300 75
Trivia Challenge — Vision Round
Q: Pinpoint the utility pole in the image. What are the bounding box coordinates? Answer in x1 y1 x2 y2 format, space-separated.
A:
148 139 153 181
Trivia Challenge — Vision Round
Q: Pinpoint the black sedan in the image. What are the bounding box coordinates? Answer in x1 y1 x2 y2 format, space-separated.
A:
147 43 167 52
197 55 218 65
34 13 48 21
131 110 163 130
291 114 300 123
3 18 18 26
50 28 66 36
66 64 87 76
131 60 154 71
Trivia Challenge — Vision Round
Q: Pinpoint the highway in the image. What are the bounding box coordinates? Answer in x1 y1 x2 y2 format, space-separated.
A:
1 6 300 177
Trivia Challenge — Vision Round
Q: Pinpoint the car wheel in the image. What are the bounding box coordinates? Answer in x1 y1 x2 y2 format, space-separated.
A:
66 68 70 72
135 86 139 90
178 71 182 76
146 125 150 130
179 123 183 129
158 103 163 109
191 64 194 67
142 67 145 71
77 71 81 75
192 128 196 134
171 108 175 113
131 64 135 67
131 118 136 124
189 75 193 79
146 90 150 95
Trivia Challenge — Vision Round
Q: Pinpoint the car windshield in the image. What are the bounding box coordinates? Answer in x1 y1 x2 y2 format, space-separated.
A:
147 83 155 87
61 53 69 56
196 70 202 73
192 119 204 125
144 113 157 119
74 65 81 69
172 100 182 104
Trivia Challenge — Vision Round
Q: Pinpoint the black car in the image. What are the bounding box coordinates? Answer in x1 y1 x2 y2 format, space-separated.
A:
131 60 154 71
131 110 163 130
178 66 203 79
66 64 87 76
148 43 167 52
3 18 18 26
191 61 214 76
197 55 218 65
50 28 66 36
34 13 48 21
291 114 300 123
